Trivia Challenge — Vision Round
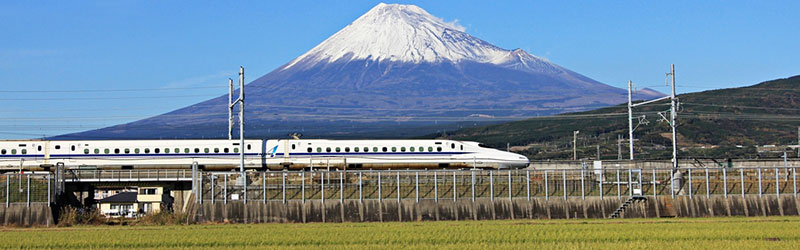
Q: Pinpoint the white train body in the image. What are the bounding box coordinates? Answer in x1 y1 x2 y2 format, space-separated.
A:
0 139 529 171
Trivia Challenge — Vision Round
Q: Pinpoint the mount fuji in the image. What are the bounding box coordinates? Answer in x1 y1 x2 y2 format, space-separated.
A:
59 3 663 139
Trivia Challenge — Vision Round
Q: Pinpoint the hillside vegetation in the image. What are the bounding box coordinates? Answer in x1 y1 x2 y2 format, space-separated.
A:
439 75 800 160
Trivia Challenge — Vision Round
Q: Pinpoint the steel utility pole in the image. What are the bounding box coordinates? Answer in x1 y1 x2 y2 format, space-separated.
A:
228 67 246 174
573 130 580 160
669 64 678 169
628 80 634 160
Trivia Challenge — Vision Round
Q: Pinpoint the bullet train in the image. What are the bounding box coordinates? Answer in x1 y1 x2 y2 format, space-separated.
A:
0 139 529 171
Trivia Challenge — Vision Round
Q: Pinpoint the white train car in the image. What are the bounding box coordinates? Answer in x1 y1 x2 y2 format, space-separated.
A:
0 139 529 171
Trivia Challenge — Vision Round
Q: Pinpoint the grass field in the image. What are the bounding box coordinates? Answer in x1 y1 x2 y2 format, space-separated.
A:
2 217 799 249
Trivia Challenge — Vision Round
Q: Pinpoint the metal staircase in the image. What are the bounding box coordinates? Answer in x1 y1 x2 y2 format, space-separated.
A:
609 196 648 218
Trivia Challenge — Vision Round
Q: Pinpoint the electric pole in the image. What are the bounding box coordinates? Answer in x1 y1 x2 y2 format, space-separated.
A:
628 80 634 160
669 64 678 169
573 130 580 160
228 78 234 140
617 135 622 160
596 145 600 160
797 126 799 158
229 67 246 174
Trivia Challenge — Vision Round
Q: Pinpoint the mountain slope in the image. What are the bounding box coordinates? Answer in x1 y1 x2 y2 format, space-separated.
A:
58 3 661 140
440 75 800 160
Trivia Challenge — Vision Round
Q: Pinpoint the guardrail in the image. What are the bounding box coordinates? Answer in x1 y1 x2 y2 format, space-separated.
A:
63 169 192 182
1 173 52 207
195 167 800 204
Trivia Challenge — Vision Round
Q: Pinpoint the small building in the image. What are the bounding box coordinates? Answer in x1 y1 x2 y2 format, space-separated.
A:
98 192 138 218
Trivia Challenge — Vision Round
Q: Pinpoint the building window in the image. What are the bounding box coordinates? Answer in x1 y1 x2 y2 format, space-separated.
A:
139 188 157 195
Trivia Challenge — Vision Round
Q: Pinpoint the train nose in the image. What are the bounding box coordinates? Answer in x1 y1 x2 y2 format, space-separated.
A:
500 152 530 169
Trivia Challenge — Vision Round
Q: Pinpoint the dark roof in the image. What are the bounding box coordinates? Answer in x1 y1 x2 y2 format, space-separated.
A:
98 192 138 203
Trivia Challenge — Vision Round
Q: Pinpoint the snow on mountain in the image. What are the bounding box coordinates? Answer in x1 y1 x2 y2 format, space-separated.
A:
285 3 539 70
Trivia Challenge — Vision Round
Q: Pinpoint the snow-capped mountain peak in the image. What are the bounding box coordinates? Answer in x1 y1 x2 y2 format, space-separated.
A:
283 3 515 70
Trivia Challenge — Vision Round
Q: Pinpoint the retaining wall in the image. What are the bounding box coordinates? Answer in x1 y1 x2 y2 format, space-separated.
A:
0 204 54 227
191 195 800 223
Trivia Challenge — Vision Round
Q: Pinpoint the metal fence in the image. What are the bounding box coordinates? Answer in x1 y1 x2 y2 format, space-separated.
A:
1 173 52 207
63 169 192 182
195 167 800 204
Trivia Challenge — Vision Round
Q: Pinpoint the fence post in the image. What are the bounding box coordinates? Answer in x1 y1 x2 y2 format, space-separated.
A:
359 171 363 202
321 172 325 203
705 168 710 198
794 167 797 197
652 169 657 199
27 174 30 207
415 171 419 203
211 174 215 204
224 174 227 205
544 170 549 200
758 168 762 198
723 168 728 198
599 169 604 200
628 169 633 197
453 171 457 202
5 175 8 207
302 171 305 203
775 167 780 197
688 168 693 199
378 171 382 202
396 171 400 202
263 172 266 203
740 168 745 198
489 171 494 201
508 170 512 201
434 171 438 203
471 171 475 202
526 170 531 201
244 173 248 204
580 169 585 200
47 174 51 206
616 169 621 199
284 172 288 203
562 170 567 200
340 171 344 203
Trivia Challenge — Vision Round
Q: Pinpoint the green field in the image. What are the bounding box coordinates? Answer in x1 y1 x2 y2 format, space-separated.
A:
2 217 799 249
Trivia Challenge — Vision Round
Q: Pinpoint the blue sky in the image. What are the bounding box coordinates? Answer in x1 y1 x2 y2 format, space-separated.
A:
1 0 798 138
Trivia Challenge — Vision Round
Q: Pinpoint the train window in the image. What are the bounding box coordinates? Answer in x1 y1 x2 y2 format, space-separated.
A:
345 147 350 152
392 147 396 152
224 148 229 153
71 145 75 151
419 147 424 152
11 149 16 154
145 148 151 153
124 148 129 154
94 149 99 154
165 148 170 153
104 149 110 154
55 145 61 150
409 147 414 152
400 147 406 152
451 143 455 149
204 148 209 153
155 148 161 153
437 147 442 152
460 145 463 150
364 147 369 152
194 148 200 153
114 148 120 154
175 148 180 154
234 148 239 153
291 144 296 150
21 149 26 154
185 148 190 153
84 149 89 154
354 147 359 152
38 145 43 151
373 147 378 152
428 147 433 152
214 148 219 153
316 147 322 153
435 142 442 145
307 147 312 153
135 148 140 154
335 147 341 152
1 149 5 154
247 144 251 150
326 147 331 153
